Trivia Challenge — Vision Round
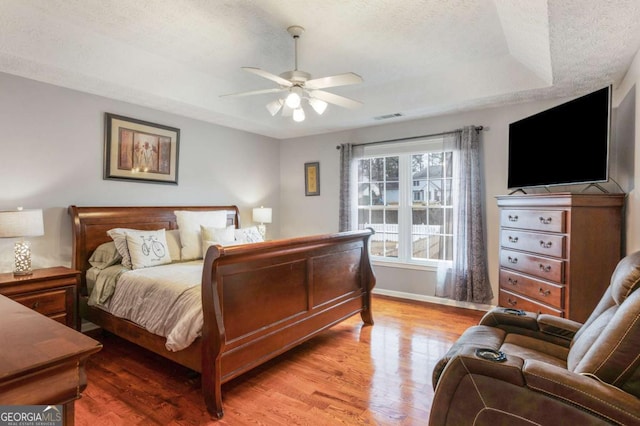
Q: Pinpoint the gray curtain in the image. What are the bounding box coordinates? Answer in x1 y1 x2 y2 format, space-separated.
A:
338 143 353 232
436 126 492 303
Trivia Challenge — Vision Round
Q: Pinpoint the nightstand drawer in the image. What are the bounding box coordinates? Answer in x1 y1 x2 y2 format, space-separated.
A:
12 289 67 316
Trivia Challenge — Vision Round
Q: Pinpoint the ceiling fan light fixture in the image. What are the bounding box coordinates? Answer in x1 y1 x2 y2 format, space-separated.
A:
292 107 305 122
285 87 303 109
309 98 328 115
266 99 284 116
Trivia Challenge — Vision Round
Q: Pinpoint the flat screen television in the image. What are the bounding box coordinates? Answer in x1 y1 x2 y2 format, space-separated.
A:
507 85 611 190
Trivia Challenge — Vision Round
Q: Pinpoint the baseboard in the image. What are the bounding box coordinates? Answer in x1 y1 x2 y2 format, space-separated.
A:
372 288 494 312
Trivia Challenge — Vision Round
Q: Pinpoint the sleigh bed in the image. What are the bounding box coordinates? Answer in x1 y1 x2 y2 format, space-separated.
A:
69 205 376 419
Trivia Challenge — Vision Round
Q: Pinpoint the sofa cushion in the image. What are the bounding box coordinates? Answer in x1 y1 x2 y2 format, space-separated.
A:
501 334 568 369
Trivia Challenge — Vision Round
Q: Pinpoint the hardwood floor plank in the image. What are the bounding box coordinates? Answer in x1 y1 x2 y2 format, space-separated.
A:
76 296 485 425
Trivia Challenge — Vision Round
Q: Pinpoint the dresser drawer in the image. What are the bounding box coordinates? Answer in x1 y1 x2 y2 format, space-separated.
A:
500 249 564 283
500 230 565 258
499 269 564 308
499 289 564 317
501 209 566 233
12 289 67 316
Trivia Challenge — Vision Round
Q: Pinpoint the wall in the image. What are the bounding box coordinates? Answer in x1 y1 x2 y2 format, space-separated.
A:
0 72 280 272
616 47 640 253
280 93 635 308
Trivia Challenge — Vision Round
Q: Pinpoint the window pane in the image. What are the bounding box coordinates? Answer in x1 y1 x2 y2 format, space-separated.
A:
442 178 452 206
358 208 370 226
428 179 442 204
385 157 399 180
412 208 427 226
358 183 370 206
429 152 444 178
358 159 369 182
385 182 399 205
371 158 384 181
372 184 384 205
371 209 384 224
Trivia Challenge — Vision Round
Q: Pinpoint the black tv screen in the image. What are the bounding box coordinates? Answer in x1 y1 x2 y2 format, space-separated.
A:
507 86 611 189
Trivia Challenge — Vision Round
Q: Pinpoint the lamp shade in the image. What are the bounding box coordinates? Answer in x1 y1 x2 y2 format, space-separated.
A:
0 208 44 238
252 206 272 224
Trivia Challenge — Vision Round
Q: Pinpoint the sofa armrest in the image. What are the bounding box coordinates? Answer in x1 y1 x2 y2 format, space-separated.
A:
523 360 640 425
480 307 581 348
480 307 540 330
536 314 581 341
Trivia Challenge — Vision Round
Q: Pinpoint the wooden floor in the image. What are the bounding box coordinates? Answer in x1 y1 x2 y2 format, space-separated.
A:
75 296 485 425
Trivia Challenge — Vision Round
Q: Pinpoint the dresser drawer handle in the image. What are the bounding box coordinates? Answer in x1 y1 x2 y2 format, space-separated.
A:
539 264 552 272
508 236 519 243
32 301 40 309
507 277 518 285
539 217 553 224
507 256 518 264
507 298 518 306
539 241 552 248
538 288 551 296
508 215 519 222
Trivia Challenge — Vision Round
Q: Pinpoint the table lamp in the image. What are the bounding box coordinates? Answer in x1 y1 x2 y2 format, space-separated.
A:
0 207 44 275
252 206 272 239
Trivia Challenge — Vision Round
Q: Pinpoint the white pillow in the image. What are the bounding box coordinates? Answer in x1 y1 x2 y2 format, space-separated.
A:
124 229 172 269
175 210 229 260
166 229 182 261
235 226 264 244
107 228 136 269
201 225 236 256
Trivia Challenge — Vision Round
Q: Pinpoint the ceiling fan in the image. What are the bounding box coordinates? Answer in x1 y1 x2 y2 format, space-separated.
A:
221 25 363 122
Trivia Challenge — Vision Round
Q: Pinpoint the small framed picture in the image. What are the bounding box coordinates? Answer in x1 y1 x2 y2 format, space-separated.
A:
304 162 320 196
104 113 180 185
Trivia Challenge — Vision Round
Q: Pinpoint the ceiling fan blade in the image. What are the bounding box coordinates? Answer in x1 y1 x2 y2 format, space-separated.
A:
310 90 363 109
220 88 285 98
242 67 293 87
305 72 363 90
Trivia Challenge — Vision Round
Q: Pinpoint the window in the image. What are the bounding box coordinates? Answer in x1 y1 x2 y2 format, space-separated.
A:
356 141 453 265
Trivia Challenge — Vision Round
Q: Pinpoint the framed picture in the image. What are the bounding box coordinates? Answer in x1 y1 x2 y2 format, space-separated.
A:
104 113 180 185
304 162 320 196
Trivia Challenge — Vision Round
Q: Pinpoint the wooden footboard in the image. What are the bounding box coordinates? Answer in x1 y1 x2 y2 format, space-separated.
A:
201 231 375 418
69 206 375 419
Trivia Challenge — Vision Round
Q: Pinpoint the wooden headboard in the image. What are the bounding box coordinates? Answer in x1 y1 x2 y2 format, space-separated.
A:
68 205 240 291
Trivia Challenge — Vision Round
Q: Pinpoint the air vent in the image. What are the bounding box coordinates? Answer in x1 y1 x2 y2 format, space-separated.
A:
373 113 403 121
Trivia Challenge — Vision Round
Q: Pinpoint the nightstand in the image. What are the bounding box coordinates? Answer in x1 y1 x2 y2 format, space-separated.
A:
0 266 80 330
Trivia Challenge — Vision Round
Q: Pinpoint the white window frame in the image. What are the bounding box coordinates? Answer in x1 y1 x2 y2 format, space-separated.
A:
355 136 453 269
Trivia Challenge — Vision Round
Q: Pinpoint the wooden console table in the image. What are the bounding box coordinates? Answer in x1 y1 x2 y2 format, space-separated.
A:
0 295 102 425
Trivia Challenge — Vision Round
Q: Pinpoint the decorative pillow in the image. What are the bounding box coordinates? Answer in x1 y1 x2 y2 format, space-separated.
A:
201 225 236 256
235 226 264 244
166 229 182 262
124 229 172 269
174 210 228 260
88 241 122 269
106 228 136 269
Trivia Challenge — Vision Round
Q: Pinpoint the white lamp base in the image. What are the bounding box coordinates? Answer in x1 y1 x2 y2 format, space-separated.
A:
14 240 33 275
257 224 266 240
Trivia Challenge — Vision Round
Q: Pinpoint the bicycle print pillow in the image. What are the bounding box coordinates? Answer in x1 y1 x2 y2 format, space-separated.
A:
125 229 172 269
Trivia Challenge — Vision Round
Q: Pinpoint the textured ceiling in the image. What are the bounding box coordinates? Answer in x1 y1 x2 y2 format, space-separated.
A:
1 0 640 139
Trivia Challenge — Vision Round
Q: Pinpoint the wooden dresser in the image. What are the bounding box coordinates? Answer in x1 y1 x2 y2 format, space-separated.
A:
0 295 101 425
496 193 624 323
0 267 79 329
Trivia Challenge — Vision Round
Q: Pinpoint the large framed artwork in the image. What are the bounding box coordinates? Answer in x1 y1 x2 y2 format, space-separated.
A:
304 162 320 196
104 113 180 185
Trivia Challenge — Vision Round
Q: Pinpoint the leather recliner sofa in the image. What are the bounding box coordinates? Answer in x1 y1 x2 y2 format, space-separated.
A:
429 251 640 425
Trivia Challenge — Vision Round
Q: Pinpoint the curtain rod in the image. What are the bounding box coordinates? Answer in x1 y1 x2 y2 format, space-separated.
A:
335 126 484 150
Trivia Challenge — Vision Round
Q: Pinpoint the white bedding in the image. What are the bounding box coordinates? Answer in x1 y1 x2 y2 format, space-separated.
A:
90 261 204 352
